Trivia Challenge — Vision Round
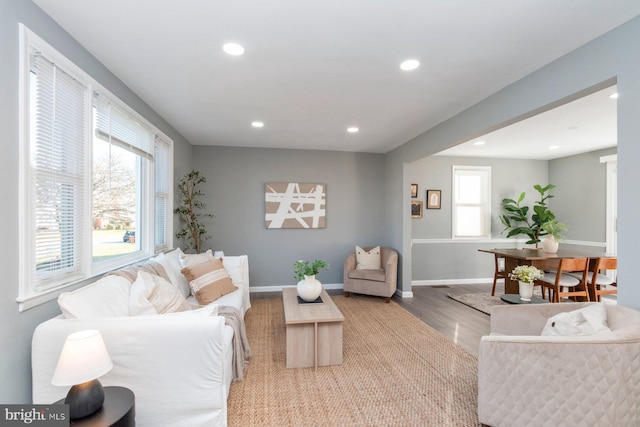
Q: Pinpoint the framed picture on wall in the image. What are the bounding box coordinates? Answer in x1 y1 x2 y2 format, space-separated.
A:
411 201 423 218
411 183 418 198
427 190 441 209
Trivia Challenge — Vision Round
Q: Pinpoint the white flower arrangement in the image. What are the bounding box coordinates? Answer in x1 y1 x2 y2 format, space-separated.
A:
508 265 544 284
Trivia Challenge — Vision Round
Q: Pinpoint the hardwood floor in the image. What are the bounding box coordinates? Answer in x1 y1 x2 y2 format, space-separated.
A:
394 283 493 357
251 283 493 357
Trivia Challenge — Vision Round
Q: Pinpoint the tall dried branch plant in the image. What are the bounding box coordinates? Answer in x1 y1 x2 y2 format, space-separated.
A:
174 170 214 253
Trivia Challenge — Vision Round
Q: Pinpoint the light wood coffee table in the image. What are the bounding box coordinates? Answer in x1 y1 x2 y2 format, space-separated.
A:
282 287 344 369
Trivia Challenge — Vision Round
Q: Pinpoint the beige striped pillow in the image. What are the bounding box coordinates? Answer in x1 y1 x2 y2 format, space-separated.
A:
181 258 238 305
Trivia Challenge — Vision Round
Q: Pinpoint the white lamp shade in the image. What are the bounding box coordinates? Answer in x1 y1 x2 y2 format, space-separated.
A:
52 330 113 386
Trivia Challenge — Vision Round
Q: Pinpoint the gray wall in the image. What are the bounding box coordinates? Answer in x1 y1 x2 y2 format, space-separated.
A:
386 16 640 311
191 146 386 287
0 0 193 403
550 147 617 243
409 156 547 281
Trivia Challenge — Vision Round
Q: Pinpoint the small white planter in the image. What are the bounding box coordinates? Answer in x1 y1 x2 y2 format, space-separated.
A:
519 281 534 302
542 236 559 254
297 274 322 302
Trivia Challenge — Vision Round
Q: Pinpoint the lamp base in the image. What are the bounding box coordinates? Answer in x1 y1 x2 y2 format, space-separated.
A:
65 379 105 419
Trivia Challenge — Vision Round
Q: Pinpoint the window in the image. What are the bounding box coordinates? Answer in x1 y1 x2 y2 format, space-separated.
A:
18 25 173 310
452 166 491 239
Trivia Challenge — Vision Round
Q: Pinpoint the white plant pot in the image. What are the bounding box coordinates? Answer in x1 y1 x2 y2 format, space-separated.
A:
542 236 559 254
519 281 534 302
297 274 322 302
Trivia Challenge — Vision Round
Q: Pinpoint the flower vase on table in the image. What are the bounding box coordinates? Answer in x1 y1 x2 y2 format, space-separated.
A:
508 265 544 302
518 281 534 302
297 275 322 302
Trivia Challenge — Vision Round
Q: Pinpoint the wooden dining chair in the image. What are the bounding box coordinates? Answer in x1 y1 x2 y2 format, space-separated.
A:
535 257 590 303
587 257 617 302
491 254 507 296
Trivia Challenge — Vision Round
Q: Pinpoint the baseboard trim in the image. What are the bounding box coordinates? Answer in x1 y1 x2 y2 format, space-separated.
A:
412 278 494 286
250 283 344 293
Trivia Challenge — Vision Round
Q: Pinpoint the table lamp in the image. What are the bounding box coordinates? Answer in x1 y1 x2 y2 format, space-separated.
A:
51 330 113 419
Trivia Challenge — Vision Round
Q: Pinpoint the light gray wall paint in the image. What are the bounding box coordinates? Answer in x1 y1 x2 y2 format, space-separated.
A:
191 146 386 287
386 16 640 310
409 156 547 281
549 147 617 243
0 0 193 403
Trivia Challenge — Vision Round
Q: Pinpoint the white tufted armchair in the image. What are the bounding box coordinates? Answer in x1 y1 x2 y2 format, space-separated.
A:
478 302 640 427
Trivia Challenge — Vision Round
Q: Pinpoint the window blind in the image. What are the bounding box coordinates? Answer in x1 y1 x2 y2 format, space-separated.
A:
30 49 89 290
154 137 170 251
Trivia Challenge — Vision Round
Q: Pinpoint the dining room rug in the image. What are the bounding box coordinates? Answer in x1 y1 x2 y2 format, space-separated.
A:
447 292 508 315
227 294 480 426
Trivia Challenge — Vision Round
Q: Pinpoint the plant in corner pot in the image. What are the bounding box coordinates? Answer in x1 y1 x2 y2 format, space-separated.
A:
508 265 544 302
499 184 558 248
294 260 330 302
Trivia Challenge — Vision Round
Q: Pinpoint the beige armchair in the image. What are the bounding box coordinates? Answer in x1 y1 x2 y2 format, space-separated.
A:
343 247 398 303
478 302 640 427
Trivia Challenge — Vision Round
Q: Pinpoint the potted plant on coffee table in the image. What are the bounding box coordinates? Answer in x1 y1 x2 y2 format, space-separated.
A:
508 265 544 302
293 259 330 302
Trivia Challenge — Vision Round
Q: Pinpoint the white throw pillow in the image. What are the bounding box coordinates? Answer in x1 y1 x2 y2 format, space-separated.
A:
180 249 214 268
58 275 131 319
355 245 382 270
541 303 611 336
129 271 192 316
150 251 191 298
217 255 247 286
161 248 192 296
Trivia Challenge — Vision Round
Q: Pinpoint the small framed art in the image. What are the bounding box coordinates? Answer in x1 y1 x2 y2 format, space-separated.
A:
411 183 418 198
411 201 423 218
427 190 441 209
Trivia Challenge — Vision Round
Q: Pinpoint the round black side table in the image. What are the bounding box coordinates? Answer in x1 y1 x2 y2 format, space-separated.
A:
54 386 135 427
500 294 547 304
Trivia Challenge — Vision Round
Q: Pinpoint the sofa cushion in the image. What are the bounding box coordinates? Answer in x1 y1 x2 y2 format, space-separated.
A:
541 303 611 336
58 275 131 319
181 258 238 305
348 268 386 282
355 245 382 270
151 251 191 298
130 271 192 316
180 249 214 268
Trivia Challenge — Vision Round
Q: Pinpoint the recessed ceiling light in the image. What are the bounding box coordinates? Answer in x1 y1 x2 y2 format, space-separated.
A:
400 59 420 71
347 127 359 133
251 121 264 128
609 92 619 99
549 145 560 150
473 140 486 146
223 42 245 56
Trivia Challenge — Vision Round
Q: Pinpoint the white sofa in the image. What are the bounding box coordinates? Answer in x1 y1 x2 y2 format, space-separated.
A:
32 251 250 427
478 302 640 427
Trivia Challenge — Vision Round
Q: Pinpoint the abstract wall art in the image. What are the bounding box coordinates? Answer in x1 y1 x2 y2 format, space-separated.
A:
265 182 326 229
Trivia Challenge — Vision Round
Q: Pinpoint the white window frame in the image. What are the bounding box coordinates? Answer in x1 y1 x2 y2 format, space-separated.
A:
18 25 173 311
451 165 491 239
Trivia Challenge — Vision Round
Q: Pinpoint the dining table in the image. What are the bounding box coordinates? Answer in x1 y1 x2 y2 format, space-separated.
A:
479 247 612 295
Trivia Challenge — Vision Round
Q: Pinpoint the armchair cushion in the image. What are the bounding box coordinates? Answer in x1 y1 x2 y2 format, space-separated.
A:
348 268 386 282
355 245 382 270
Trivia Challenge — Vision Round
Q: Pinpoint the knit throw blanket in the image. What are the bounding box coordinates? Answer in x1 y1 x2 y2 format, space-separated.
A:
219 305 252 381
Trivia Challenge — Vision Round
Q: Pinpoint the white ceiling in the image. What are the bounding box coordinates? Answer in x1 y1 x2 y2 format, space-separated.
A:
436 85 618 160
33 0 640 154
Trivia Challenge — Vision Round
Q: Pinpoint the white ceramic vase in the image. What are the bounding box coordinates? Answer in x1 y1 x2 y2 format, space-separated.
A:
519 280 534 302
297 274 322 302
542 235 559 254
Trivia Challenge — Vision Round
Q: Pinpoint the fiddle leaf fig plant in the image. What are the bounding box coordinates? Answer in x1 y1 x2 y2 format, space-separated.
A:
499 184 558 247
174 170 214 254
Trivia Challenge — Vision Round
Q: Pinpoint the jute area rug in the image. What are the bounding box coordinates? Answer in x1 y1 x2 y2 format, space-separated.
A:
447 292 507 315
227 295 480 426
